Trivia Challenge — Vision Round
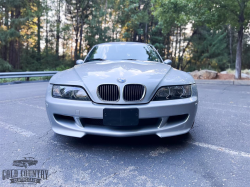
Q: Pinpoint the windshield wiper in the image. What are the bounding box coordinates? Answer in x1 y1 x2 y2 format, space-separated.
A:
86 58 106 62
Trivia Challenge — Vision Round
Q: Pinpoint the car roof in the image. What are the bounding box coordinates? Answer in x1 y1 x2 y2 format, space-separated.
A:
96 42 150 46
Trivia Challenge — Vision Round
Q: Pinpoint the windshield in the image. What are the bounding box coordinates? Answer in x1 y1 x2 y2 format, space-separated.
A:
85 43 162 63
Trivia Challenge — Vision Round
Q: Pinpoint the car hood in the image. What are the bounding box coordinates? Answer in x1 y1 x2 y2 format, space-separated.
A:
75 60 170 86
50 60 195 104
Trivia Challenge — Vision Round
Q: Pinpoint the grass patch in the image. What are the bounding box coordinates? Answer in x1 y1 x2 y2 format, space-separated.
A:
0 76 52 83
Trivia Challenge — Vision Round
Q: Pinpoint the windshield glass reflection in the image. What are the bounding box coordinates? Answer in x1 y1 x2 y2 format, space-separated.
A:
85 43 162 63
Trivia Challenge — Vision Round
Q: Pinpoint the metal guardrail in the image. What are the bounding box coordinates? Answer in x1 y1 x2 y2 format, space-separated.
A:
0 71 58 81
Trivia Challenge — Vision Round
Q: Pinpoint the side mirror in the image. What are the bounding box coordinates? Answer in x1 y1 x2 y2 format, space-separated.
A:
163 59 172 66
76 59 84 65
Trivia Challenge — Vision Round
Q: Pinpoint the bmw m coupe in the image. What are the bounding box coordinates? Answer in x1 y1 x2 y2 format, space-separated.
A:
45 42 198 138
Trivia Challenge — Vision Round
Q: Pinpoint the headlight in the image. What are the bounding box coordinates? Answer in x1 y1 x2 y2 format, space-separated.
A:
52 85 91 101
153 85 192 101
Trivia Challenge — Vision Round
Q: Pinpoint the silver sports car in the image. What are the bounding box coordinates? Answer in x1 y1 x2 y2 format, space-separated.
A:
45 42 198 138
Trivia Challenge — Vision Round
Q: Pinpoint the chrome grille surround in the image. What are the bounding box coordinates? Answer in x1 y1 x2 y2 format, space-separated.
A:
123 84 146 101
97 84 120 102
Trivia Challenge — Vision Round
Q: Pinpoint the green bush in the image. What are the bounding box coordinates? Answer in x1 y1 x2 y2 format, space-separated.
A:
0 58 12 72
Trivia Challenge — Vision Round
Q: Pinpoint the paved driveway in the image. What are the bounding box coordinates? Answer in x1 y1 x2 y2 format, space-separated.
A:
0 82 250 186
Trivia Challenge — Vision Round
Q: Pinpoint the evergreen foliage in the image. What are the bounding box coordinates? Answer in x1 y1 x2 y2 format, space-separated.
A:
0 0 249 73
188 27 229 71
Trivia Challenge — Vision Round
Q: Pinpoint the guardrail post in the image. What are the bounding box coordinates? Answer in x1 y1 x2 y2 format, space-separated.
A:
26 77 30 81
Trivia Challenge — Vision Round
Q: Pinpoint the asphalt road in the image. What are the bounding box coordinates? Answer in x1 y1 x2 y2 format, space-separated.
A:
0 82 250 187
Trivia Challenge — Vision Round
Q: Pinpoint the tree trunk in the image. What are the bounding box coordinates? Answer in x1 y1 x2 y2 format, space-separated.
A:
74 6 79 61
36 0 41 61
45 0 49 60
138 23 142 42
70 37 73 60
62 35 65 60
79 12 84 58
228 25 233 66
9 9 21 69
9 40 15 68
166 32 171 59
17 40 21 69
235 24 243 79
75 37 79 61
104 0 107 25
15 7 21 69
180 28 198 59
177 26 182 69
2 43 8 61
56 0 61 58
170 29 174 58
175 26 179 69
37 16 41 61
133 30 137 42
2 5 9 61
178 27 182 58
145 23 148 43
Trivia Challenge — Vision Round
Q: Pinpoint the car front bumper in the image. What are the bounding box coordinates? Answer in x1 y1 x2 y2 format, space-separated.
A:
45 93 198 138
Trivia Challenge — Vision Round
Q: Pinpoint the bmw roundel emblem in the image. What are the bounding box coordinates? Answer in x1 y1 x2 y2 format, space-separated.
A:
117 78 126 83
